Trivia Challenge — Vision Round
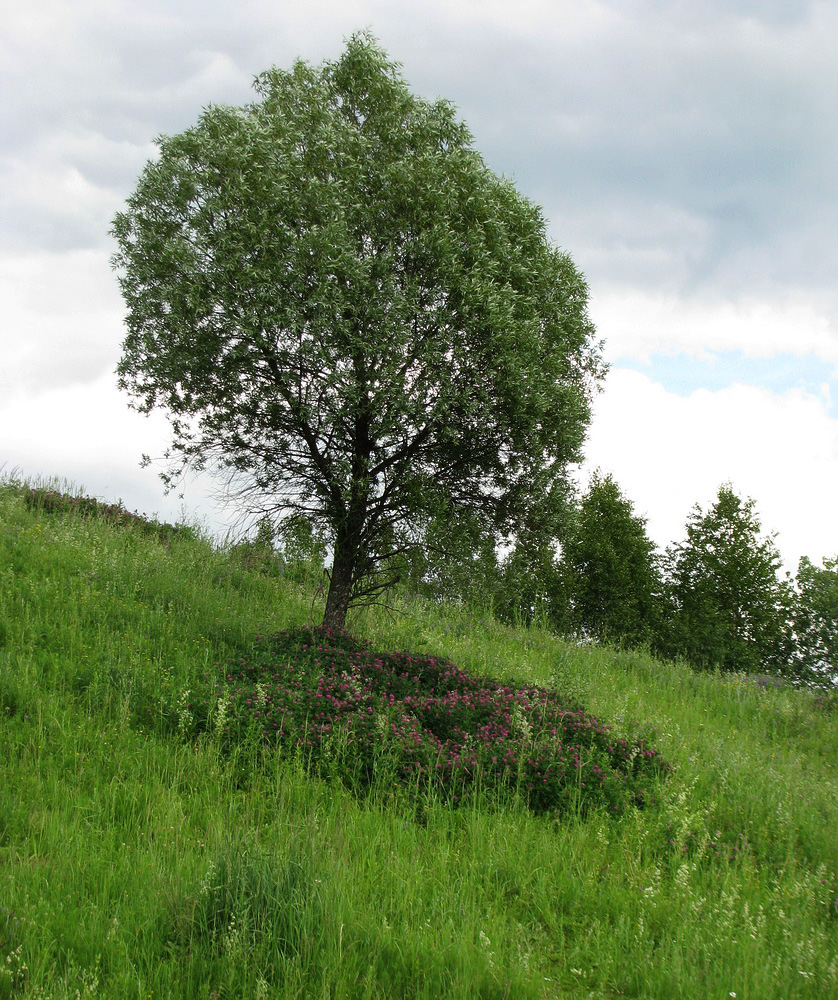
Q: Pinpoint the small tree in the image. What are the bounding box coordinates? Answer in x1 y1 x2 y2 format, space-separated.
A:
662 485 788 673
112 34 603 628
403 512 503 611
558 472 661 646
495 530 560 628
788 556 838 689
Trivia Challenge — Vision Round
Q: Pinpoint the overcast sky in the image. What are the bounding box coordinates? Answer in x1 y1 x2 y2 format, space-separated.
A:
2 0 836 570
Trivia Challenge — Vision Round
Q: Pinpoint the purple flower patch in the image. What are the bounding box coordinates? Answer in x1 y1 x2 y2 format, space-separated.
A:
218 625 671 816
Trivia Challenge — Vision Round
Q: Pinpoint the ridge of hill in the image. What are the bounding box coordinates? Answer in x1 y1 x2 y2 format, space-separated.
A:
0 478 836 999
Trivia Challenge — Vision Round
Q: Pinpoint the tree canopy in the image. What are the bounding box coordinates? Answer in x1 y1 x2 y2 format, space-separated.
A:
112 33 604 628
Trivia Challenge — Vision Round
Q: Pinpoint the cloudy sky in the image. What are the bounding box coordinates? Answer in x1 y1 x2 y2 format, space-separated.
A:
2 0 837 570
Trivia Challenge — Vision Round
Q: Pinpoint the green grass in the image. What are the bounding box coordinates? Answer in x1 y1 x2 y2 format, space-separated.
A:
1 478 836 999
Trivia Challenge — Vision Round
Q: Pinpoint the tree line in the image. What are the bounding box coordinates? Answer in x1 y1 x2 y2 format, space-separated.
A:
404 477 836 690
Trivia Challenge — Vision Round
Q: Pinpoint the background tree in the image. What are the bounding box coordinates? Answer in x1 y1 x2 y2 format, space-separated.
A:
225 514 327 590
661 484 789 673
787 555 838 689
557 472 661 646
495 529 561 628
402 512 503 611
112 34 603 629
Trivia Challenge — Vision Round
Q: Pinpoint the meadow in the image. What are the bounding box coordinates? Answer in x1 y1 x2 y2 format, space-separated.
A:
0 479 836 999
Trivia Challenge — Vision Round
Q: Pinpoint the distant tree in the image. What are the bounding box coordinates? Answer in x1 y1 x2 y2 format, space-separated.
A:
495 529 561 628
557 472 661 646
662 485 789 673
112 33 604 629
787 556 838 689
400 511 503 610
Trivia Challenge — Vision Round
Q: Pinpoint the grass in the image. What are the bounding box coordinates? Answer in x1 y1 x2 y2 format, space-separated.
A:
1 477 836 998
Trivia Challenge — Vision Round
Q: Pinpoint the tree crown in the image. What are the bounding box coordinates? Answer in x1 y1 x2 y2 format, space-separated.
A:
112 33 604 625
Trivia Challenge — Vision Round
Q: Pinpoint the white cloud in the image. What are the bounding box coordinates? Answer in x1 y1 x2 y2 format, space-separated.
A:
0 250 123 398
1 158 123 252
583 368 838 569
114 49 249 115
589 289 838 363
414 0 621 41
549 203 713 293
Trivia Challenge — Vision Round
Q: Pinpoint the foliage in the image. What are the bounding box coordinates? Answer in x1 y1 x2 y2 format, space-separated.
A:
494 530 560 628
557 472 662 646
400 512 504 611
661 484 789 673
111 33 603 629
226 514 328 590
210 625 670 816
788 555 838 689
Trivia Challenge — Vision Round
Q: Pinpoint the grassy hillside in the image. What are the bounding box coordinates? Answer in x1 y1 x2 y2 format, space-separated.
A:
1 479 836 999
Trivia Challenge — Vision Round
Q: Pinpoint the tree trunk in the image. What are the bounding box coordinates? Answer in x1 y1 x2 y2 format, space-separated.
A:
322 538 356 631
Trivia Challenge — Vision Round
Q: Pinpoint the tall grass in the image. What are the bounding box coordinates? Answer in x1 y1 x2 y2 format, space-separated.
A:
1 476 835 998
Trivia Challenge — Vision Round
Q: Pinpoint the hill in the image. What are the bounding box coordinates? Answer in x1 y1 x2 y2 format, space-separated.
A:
0 478 836 999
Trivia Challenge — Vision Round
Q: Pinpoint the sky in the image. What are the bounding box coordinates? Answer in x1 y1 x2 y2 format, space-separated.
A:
2 0 837 571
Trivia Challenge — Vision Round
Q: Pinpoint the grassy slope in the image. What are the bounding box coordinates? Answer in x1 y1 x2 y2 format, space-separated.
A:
0 482 836 1000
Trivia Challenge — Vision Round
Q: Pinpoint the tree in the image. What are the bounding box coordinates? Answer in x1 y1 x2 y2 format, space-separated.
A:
558 472 661 646
662 485 789 673
788 556 838 689
402 511 504 611
112 34 604 629
496 529 561 628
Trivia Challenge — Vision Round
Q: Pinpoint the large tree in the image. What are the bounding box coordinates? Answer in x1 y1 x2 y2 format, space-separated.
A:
112 34 603 628
661 485 789 673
